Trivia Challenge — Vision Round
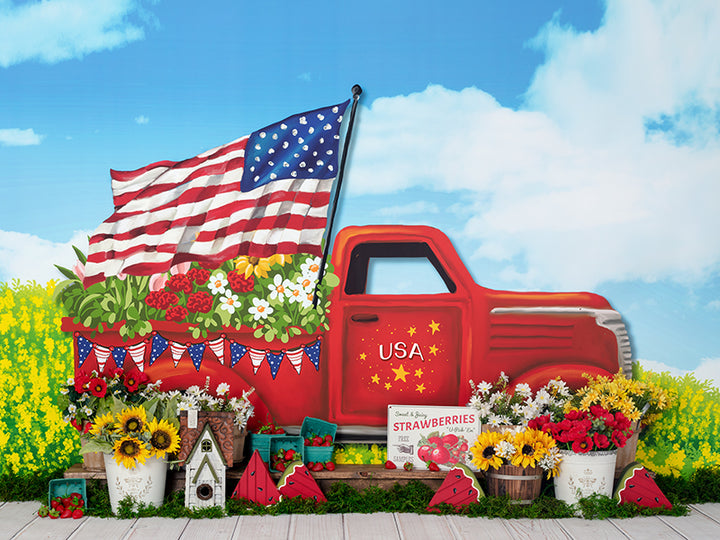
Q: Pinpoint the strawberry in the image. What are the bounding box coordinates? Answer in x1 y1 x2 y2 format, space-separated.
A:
60 507 73 519
428 462 440 471
313 435 323 446
275 462 286 472
324 434 333 445
384 460 397 469
403 462 414 471
284 449 296 461
311 462 324 472
49 509 60 520
304 438 312 446
72 508 84 519
307 461 315 469
37 505 49 518
325 461 336 471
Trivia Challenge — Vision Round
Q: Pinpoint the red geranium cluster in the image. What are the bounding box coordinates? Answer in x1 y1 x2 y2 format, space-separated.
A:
145 290 179 310
528 405 633 453
227 270 254 292
145 267 215 322
187 291 213 313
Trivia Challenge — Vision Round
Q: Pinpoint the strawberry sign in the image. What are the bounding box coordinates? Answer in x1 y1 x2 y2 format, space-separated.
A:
387 405 481 471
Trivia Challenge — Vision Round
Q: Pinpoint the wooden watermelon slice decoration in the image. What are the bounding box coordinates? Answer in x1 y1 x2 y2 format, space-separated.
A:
427 463 485 512
613 461 672 509
231 450 281 506
276 460 327 502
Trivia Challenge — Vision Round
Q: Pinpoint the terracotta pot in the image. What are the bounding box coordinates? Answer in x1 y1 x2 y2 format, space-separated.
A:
614 421 640 479
554 449 617 505
486 463 543 504
233 426 247 465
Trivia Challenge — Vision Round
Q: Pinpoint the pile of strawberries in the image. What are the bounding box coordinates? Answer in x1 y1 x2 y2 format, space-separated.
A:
304 433 333 447
270 448 299 472
38 492 85 519
257 420 285 435
306 460 335 472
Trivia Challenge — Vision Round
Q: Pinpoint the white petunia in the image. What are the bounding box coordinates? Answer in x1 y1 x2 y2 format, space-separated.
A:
248 297 273 320
220 290 240 314
208 272 228 295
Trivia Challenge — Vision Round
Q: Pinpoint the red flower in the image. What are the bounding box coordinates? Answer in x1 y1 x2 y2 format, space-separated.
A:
123 369 149 392
89 377 107 398
187 291 213 313
82 421 92 434
70 418 82 432
593 432 610 449
187 267 210 285
571 436 594 453
528 415 551 430
74 372 91 393
611 430 628 448
166 274 193 294
145 290 179 310
227 270 255 292
165 305 188 322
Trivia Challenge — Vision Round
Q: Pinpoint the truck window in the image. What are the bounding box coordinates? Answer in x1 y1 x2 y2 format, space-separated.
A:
345 242 457 295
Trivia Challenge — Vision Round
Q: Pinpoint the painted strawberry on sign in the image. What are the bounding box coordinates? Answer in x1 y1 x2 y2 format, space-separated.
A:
417 431 469 467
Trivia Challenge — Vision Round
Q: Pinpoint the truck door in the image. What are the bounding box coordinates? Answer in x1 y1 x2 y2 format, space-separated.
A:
330 241 470 427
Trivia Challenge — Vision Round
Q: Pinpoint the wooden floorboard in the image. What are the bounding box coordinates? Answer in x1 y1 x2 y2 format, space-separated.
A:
6 501 720 539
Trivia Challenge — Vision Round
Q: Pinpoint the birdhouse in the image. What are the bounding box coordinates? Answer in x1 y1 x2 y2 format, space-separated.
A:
184 423 227 509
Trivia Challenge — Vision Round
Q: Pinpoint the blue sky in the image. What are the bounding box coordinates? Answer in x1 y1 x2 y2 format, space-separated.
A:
1 0 719 381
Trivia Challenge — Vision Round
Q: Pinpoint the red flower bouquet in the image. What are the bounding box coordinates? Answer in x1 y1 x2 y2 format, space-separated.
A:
528 405 634 453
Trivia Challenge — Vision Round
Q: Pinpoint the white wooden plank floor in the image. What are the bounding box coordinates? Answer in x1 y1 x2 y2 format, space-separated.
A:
4 501 720 539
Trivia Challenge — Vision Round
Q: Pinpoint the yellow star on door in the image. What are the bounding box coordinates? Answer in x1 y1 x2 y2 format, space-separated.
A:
385 382 392 390
428 344 439 356
392 364 410 382
416 383 426 394
407 326 417 337
429 320 440 335
414 368 424 378
359 352 367 360
371 374 380 384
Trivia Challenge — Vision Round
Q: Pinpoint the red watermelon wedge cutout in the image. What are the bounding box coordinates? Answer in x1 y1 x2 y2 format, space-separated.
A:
613 461 672 509
427 463 485 512
276 460 327 502
231 449 281 506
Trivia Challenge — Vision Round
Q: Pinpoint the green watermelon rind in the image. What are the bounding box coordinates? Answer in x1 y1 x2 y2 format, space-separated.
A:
276 459 327 502
613 460 672 510
427 463 485 510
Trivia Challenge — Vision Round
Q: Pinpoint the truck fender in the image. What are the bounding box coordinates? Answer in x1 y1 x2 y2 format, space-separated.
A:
513 363 616 392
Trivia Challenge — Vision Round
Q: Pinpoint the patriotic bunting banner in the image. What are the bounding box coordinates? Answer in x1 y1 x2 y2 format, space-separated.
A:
76 335 93 367
111 347 126 369
75 333 321 376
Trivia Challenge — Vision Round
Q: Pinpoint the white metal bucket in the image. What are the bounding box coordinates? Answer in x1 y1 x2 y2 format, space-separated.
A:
103 454 167 514
553 449 617 505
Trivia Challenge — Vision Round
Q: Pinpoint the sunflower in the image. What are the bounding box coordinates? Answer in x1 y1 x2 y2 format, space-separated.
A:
147 418 180 458
113 436 149 468
89 411 116 436
118 405 147 434
234 256 274 278
469 431 505 471
510 428 555 468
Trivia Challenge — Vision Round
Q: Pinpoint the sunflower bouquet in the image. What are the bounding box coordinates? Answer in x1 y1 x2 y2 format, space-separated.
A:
467 372 572 426
469 428 562 478
570 371 673 427
81 402 181 469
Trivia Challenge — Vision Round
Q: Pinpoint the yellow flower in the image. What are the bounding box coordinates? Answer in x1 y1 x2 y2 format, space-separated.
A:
147 418 180 458
510 429 556 469
469 431 504 471
118 406 147 434
90 412 116 436
113 436 149 469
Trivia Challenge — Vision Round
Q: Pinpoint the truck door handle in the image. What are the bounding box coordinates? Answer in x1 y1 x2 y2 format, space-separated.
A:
351 313 379 323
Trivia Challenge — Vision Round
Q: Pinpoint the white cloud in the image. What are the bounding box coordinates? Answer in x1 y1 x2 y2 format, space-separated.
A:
638 357 720 390
0 229 90 284
374 201 439 217
347 1 720 290
0 0 149 67
0 128 43 146
134 115 149 125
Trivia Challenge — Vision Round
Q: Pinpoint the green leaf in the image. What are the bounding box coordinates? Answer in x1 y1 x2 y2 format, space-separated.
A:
191 326 201 339
72 245 88 265
83 316 92 327
54 264 79 281
126 305 140 319
108 312 117 325
280 332 289 344
323 272 340 288
282 314 292 324
52 280 77 302
264 328 275 342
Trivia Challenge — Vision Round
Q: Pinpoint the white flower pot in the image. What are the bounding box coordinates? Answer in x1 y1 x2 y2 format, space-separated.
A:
103 454 167 514
553 449 617 505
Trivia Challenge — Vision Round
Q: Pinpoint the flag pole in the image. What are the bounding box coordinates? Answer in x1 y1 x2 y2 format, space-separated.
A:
313 84 362 308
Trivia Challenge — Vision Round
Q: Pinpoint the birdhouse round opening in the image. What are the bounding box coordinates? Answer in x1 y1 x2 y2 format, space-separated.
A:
196 483 214 501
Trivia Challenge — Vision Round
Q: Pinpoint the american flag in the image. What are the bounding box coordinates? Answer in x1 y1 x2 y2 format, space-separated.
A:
83 100 350 287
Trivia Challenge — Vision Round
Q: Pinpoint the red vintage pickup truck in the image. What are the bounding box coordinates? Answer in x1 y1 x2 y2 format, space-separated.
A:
64 224 632 433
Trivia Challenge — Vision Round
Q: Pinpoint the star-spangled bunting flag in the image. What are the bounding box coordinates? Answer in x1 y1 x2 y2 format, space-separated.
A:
208 337 225 365
127 342 147 371
266 351 284 380
82 100 350 286
248 348 265 374
286 348 304 374
111 347 126 368
94 345 111 372
187 342 206 371
229 342 247 368
150 334 168 365
77 335 93 367
304 339 322 371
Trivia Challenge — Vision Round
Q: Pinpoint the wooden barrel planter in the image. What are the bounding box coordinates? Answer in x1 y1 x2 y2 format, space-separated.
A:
485 464 543 504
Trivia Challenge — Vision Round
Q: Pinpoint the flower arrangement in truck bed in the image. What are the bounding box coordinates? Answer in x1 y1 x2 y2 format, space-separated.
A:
570 371 673 428
82 404 180 468
528 406 634 453
467 372 572 427
54 246 339 342
165 376 255 430
469 428 562 478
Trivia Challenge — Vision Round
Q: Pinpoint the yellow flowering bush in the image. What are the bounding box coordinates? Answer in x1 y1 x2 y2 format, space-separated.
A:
0 280 78 475
333 443 386 465
636 365 720 478
570 370 672 426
